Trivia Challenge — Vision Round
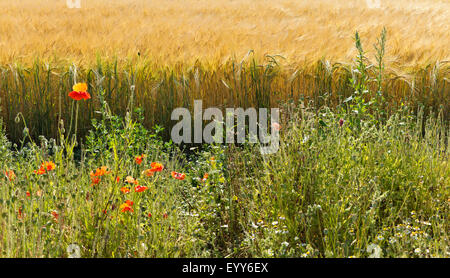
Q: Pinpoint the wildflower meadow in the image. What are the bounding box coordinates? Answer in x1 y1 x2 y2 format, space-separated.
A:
0 0 448 259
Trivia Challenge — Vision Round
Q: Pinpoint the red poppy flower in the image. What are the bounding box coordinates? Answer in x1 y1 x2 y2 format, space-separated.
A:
135 154 145 165
69 83 91 101
26 191 31 198
134 185 148 193
171 171 186 180
91 176 101 185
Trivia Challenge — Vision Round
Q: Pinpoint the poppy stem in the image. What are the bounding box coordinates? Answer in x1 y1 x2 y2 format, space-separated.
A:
74 101 79 142
67 100 74 141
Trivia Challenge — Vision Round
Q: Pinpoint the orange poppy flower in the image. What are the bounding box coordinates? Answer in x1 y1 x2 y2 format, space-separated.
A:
201 173 209 182
90 166 110 177
4 169 16 181
125 176 138 185
135 154 145 165
69 83 91 101
42 161 56 171
120 187 130 194
51 211 59 222
150 162 164 172
34 166 46 175
134 185 148 193
116 176 121 183
91 176 101 185
35 161 56 175
120 200 134 213
142 169 155 177
171 171 186 180
148 212 152 218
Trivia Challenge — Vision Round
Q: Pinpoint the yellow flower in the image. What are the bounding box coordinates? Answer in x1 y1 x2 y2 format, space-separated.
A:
73 83 88 92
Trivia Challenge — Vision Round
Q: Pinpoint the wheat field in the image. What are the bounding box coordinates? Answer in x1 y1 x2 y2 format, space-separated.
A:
0 0 449 67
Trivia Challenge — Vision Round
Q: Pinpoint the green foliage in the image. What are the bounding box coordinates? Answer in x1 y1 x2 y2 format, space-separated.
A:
228 104 448 258
0 31 447 258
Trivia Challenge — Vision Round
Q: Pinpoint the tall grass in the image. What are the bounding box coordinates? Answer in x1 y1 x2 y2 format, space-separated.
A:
1 56 448 143
0 90 447 257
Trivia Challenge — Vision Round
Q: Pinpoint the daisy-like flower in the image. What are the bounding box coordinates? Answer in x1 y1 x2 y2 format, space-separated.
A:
134 185 148 193
171 171 186 180
68 83 91 101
